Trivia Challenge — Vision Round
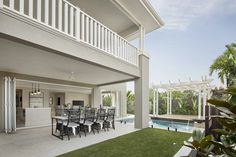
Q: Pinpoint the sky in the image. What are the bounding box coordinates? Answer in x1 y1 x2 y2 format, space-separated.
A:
127 0 236 91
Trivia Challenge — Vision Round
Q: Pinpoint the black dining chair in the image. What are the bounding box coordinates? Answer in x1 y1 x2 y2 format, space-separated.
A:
104 108 116 131
79 108 96 136
55 109 68 133
63 109 81 140
94 108 107 133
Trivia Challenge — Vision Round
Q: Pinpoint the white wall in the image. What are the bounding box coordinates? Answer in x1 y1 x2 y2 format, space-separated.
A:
20 88 50 108
65 92 90 107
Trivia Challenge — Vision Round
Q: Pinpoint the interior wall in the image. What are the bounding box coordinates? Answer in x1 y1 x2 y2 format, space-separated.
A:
20 88 50 108
49 92 57 116
65 92 90 107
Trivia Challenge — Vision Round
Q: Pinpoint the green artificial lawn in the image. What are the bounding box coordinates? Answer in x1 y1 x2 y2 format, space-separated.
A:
58 128 191 157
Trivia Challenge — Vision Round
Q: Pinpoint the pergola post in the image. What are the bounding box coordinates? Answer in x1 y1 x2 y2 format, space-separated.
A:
198 90 202 119
203 88 207 119
153 88 156 116
167 91 169 115
156 90 159 116
169 91 172 115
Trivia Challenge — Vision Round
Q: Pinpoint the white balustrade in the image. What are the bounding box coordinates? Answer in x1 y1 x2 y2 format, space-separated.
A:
0 0 139 66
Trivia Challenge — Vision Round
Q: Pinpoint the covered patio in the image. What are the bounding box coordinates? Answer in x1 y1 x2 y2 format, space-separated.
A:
0 122 137 157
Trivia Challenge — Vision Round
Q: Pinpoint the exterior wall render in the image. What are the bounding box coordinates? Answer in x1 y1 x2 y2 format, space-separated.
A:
135 54 149 129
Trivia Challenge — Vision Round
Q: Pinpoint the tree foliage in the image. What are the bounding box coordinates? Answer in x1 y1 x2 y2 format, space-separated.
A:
102 94 112 107
127 91 135 114
210 43 236 87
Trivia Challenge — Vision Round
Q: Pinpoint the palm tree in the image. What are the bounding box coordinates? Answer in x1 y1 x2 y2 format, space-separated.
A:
210 43 236 87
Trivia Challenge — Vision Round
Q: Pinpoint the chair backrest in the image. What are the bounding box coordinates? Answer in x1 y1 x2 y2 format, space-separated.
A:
107 108 115 121
66 109 81 125
56 109 67 116
84 108 96 123
97 108 106 121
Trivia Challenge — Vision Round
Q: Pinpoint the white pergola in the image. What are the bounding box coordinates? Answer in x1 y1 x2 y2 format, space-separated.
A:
152 78 214 119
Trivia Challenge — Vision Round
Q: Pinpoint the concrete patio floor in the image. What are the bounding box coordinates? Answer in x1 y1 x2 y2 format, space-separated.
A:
0 122 138 157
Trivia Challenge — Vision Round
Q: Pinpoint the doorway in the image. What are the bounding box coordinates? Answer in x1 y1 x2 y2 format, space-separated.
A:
16 89 25 128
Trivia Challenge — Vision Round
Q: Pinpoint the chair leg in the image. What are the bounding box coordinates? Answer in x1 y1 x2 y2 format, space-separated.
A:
77 127 81 138
83 125 87 137
103 123 106 131
92 127 95 135
67 127 70 140
113 121 115 130
97 124 99 133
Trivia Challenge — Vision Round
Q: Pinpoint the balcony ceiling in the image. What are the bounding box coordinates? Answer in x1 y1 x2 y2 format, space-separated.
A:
69 0 139 38
0 37 135 86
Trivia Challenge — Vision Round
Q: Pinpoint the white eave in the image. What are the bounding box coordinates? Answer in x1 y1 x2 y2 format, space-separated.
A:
111 0 164 41
140 0 164 27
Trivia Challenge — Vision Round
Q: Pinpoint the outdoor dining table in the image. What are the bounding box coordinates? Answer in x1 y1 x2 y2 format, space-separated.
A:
51 114 86 140
51 116 68 140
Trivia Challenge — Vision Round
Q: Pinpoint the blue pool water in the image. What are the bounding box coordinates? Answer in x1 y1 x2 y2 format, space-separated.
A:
118 118 193 132
152 119 193 132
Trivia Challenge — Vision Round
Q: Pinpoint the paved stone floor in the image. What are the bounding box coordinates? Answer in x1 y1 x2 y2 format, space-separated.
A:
0 122 137 157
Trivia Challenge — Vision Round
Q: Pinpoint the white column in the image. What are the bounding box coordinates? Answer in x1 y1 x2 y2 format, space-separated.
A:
120 88 127 117
91 87 101 108
115 91 120 117
198 90 202 119
139 25 145 52
169 91 172 115
135 54 149 129
156 90 159 116
166 92 169 115
153 89 156 116
134 25 149 129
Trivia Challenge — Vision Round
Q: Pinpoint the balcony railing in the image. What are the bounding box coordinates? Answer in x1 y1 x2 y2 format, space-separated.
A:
0 0 139 66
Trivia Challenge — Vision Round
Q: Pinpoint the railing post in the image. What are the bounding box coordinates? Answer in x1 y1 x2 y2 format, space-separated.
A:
76 7 81 42
45 0 49 25
70 6 74 36
86 16 89 43
81 13 85 41
37 0 41 21
64 2 68 34
29 0 33 18
98 25 101 49
52 0 56 27
90 19 93 45
9 0 14 10
94 22 97 47
58 0 62 31
0 0 3 8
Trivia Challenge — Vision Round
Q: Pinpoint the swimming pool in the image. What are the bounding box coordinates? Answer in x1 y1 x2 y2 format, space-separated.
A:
117 118 194 132
151 119 193 132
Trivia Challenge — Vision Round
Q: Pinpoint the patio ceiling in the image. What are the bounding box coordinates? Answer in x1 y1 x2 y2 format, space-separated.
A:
0 37 135 86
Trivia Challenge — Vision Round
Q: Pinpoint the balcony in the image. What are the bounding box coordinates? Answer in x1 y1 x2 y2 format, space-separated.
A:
0 0 139 66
